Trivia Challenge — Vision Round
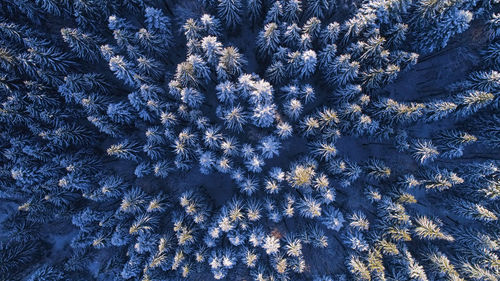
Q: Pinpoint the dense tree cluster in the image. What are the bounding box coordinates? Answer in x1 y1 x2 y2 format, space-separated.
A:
0 0 499 280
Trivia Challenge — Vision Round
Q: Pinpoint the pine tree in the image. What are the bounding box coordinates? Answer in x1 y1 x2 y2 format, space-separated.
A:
27 266 64 281
183 18 202 41
411 139 439 165
266 60 287 84
258 135 281 159
276 121 293 139
218 0 243 30
325 54 360 87
283 23 301 49
299 50 317 78
262 235 281 255
245 154 265 173
403 249 429 281
201 36 223 66
107 102 135 124
40 124 94 147
264 1 283 24
286 50 302 77
482 42 500 67
221 104 248 132
136 56 163 79
257 22 281 56
311 141 337 161
87 115 122 137
320 206 344 231
108 55 137 87
247 0 263 24
217 46 246 80
252 103 276 128
129 214 159 235
347 255 371 280
298 195 322 218
200 14 222 37
348 212 369 231
27 45 74 73
463 70 500 92
107 140 140 161
283 0 302 23
181 87 205 108
365 159 391 181
416 8 473 54
175 55 211 87
453 200 498 222
305 0 332 19
61 28 101 62
215 81 237 104
386 23 407 48
414 216 454 241
303 17 322 40
456 90 496 117
321 22 340 46
284 98 303 120
0 240 41 279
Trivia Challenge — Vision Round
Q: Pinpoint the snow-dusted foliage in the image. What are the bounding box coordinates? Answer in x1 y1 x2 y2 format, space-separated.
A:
0 0 499 281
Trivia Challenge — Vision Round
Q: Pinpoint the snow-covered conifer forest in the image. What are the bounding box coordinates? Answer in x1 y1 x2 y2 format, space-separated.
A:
0 0 499 280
